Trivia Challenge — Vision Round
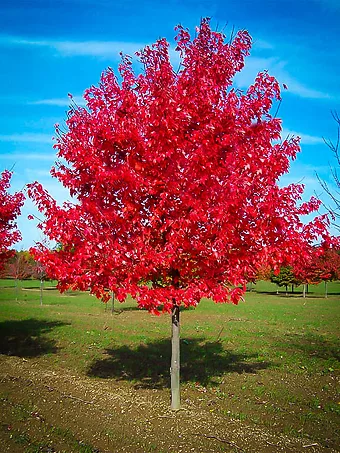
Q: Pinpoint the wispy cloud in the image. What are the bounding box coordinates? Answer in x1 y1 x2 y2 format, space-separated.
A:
235 56 331 100
4 34 329 102
279 160 337 201
55 40 145 57
281 129 325 145
0 34 185 68
279 161 340 234
0 152 55 161
25 169 53 177
280 174 320 190
282 78 331 100
0 133 53 144
252 39 274 50
16 179 72 249
0 95 86 108
0 35 147 58
279 162 323 200
29 96 86 107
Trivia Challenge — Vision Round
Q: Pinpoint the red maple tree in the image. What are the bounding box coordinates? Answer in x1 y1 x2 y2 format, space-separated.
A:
28 19 330 408
6 251 34 281
0 170 25 272
5 251 34 301
293 242 340 297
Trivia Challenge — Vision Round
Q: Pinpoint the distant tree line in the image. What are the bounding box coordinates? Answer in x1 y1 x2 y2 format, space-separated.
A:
256 242 340 297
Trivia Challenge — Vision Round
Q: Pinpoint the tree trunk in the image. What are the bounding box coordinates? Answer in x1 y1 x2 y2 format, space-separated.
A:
40 279 43 306
285 285 288 296
303 284 306 298
306 283 309 294
291 284 294 293
15 278 18 301
111 291 115 314
171 304 180 410
325 281 328 299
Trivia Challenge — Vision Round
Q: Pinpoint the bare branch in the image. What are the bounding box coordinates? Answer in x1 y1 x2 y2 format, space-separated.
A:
316 112 340 229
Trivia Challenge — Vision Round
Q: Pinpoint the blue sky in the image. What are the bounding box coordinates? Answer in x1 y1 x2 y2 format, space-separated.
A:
0 0 339 249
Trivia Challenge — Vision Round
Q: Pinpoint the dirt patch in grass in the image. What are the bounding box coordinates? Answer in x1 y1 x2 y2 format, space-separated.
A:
0 355 338 453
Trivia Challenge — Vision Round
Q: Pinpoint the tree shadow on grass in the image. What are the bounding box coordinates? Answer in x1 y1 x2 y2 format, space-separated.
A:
106 306 140 313
87 338 270 389
255 289 340 297
0 318 69 358
104 305 194 314
254 291 304 297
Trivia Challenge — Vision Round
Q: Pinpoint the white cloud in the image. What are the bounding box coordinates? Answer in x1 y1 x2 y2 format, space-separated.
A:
252 39 275 50
0 32 335 101
0 34 184 70
235 56 331 100
281 129 325 145
40 179 72 205
15 175 73 249
280 173 319 190
0 133 53 144
283 78 331 100
279 163 323 209
0 152 55 161
279 161 336 204
0 35 147 59
54 40 145 57
30 96 86 107
25 169 52 177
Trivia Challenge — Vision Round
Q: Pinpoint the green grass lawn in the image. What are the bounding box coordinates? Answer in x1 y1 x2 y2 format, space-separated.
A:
0 278 339 449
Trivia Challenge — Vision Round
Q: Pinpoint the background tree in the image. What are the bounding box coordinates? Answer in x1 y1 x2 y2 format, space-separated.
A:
319 247 340 298
0 170 25 272
31 260 48 306
312 245 340 298
28 19 330 409
256 265 272 282
270 266 301 295
291 242 340 298
6 251 34 300
292 246 322 298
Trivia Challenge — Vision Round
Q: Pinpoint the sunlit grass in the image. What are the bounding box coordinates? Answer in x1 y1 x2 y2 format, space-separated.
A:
0 278 339 446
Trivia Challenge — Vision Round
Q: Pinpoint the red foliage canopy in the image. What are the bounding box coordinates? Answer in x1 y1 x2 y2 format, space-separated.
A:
293 242 340 285
28 19 330 313
0 170 25 271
